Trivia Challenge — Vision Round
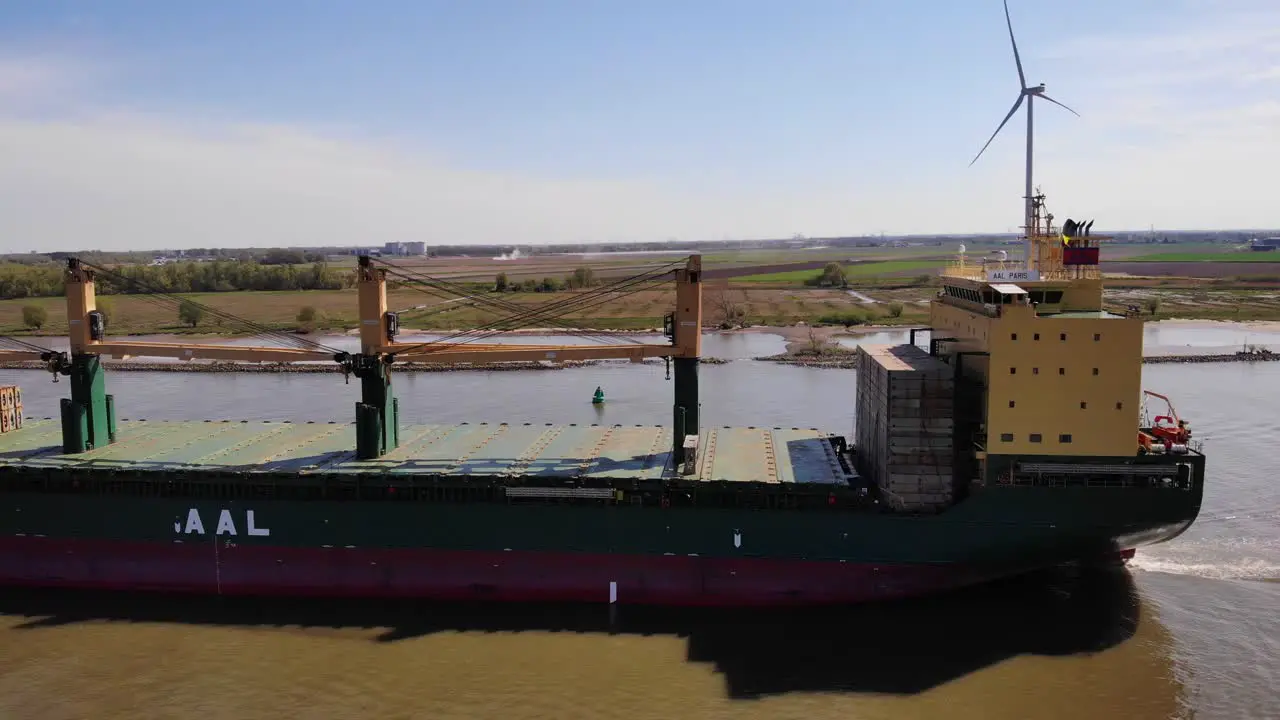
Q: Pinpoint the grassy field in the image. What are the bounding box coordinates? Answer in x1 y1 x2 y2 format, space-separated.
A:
0 283 940 336
731 260 946 283
1103 287 1280 322
8 246 1280 337
0 290 412 336
1106 262 1280 278
1125 251 1276 262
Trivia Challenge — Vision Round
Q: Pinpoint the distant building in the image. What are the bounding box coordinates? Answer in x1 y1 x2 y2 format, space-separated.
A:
1251 237 1280 252
382 241 426 256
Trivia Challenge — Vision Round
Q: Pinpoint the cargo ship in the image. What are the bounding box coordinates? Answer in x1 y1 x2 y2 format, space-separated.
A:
0 187 1205 606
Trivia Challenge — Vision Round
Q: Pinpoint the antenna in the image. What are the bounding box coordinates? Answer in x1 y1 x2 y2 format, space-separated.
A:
969 0 1080 273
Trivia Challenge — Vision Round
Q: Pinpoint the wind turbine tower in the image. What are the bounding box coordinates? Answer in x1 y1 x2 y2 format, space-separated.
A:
969 0 1079 273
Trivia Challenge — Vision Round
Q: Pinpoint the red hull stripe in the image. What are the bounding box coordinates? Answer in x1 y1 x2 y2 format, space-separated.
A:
0 536 1007 607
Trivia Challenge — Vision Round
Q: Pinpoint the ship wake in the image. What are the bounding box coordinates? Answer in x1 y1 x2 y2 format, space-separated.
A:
1131 554 1280 583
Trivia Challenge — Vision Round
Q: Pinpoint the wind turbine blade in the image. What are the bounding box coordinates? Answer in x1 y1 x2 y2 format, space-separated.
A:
1039 93 1080 117
1004 0 1027 89
969 94 1025 166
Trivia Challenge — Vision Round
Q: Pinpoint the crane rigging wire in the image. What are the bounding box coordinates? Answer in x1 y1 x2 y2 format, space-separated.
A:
0 335 56 354
389 262 681 355
77 260 346 356
373 259 654 346
372 258 625 318
376 263 632 344
373 257 680 349
394 277 673 357
5 257 687 368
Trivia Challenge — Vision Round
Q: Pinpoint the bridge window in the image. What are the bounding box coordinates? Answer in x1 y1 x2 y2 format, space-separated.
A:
1032 367 1039 375
1000 433 1014 442
1094 333 1101 341
1116 402 1124 410
1030 433 1043 443
1034 333 1040 341
1059 434 1073 443
1009 400 1016 408
1093 367 1099 376
1010 367 1017 374
1011 333 1018 341
1060 333 1068 341
1081 401 1088 409
1059 367 1066 375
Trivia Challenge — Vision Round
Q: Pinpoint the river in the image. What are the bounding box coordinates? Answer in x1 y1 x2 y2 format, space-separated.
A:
0 329 1276 720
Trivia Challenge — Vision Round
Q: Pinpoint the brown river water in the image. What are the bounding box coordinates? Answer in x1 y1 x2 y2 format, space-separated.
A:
1 329 1277 720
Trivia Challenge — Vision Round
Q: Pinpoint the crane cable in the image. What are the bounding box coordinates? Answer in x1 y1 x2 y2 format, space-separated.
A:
376 258 679 350
373 260 653 346
0 335 55 354
78 260 346 356
389 262 680 355
376 261 638 344
394 263 680 353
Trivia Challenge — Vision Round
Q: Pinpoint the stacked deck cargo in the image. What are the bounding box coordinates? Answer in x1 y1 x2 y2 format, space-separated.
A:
854 345 954 512
0 386 22 434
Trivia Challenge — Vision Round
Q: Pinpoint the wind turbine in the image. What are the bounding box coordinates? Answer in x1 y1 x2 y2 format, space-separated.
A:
969 0 1079 272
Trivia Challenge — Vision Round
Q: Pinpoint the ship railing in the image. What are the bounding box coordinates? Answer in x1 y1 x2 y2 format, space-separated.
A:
1035 267 1102 281
941 258 1103 282
941 265 985 281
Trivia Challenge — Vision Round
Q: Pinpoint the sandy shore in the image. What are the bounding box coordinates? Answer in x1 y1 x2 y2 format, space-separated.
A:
9 318 1278 345
0 357 732 374
1142 318 1280 332
731 323 911 353
5 320 1276 373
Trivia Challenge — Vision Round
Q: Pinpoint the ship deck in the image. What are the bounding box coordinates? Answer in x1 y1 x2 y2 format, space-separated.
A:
0 419 853 487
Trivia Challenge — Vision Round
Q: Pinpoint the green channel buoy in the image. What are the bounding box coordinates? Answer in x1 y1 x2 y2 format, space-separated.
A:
592 386 605 404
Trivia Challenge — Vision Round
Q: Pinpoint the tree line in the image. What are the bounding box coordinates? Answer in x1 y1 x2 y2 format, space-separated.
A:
0 260 352 299
493 267 598 293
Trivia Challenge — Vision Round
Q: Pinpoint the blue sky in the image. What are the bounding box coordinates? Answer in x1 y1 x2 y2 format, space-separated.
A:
1 0 1277 250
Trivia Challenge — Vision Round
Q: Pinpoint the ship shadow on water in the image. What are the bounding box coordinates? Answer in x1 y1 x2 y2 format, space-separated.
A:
1 565 1141 699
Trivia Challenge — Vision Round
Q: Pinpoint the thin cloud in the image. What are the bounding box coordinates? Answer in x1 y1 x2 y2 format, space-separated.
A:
1034 3 1280 152
0 57 66 98
0 53 101 109
0 112 916 250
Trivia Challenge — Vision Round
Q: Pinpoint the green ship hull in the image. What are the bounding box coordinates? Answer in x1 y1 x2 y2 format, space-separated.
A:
0 419 1204 606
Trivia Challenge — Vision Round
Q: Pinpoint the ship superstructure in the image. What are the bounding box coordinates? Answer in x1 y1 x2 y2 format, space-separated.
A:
925 189 1203 506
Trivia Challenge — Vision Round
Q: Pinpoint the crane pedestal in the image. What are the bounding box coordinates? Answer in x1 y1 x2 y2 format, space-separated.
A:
60 354 117 453
672 357 700 466
352 355 399 460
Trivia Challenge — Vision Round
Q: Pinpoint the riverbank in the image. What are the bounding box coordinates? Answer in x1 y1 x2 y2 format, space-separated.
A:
0 356 733 374
1143 349 1278 364
7 317 1280 345
4 319 1278 373
755 347 1280 368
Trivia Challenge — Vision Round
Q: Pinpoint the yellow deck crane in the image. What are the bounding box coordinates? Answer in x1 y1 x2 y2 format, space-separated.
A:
0 255 704 462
